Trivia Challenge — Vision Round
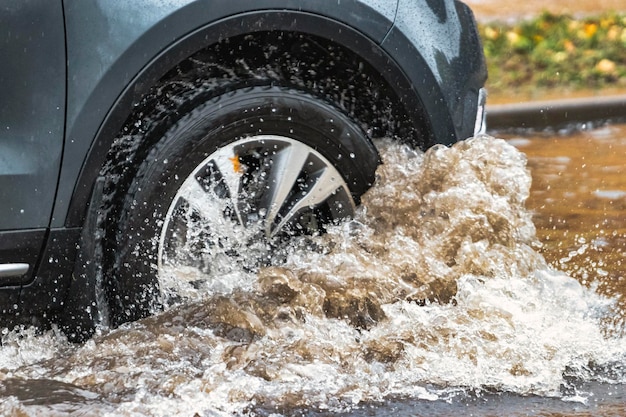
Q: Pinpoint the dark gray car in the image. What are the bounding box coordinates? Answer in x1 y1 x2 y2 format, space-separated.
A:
0 0 487 340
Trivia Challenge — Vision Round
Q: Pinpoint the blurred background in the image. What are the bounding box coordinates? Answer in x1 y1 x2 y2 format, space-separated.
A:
466 0 626 103
467 0 625 20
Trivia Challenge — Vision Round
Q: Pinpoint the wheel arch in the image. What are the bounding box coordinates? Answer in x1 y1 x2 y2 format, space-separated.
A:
61 10 442 230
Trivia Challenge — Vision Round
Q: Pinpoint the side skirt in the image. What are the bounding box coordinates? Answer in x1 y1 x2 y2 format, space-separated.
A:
0 228 80 328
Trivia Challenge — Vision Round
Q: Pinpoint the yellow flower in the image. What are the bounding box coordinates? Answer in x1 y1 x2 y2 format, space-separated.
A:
553 51 568 63
506 31 520 44
607 26 620 41
584 23 598 38
595 59 616 74
483 26 499 40
600 16 615 29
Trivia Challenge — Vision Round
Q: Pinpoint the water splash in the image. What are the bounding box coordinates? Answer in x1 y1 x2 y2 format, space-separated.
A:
1 135 624 416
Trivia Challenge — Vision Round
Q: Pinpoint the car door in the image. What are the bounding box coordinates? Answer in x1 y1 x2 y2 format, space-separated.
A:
0 1 65 285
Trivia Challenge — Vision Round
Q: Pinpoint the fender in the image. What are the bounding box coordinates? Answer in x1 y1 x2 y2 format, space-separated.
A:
57 0 485 230
383 0 487 146
55 0 399 230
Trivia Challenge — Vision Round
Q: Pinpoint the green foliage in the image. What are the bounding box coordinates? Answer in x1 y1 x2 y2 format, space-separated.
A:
479 12 626 95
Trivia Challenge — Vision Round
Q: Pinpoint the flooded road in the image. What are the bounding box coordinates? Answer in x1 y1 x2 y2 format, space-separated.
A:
1 126 625 416
510 124 626 310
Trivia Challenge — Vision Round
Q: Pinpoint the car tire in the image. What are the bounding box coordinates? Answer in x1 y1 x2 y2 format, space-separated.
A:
104 86 379 325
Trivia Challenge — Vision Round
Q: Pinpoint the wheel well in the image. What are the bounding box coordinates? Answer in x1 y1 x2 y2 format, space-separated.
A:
147 31 427 144
101 31 430 207
91 31 431 290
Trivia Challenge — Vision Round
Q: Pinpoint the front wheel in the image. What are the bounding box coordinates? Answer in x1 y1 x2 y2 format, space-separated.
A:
108 86 380 324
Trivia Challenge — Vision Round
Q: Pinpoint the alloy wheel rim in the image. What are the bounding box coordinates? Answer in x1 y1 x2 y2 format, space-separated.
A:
156 135 355 300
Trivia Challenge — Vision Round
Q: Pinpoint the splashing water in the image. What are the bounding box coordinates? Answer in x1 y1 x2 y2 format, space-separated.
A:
1 135 624 416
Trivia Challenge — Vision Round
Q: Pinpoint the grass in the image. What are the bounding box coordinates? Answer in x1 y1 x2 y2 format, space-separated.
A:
479 12 626 99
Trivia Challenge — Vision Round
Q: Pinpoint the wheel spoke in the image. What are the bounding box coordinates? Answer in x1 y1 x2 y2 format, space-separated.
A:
159 135 358 294
263 142 312 236
176 180 225 226
271 166 341 237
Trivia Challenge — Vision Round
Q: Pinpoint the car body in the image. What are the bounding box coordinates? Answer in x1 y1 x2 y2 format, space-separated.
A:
0 0 487 337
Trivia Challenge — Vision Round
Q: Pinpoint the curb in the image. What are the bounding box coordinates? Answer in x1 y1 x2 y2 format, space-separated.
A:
485 94 626 131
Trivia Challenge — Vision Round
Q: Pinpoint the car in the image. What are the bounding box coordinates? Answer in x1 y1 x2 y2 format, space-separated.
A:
0 0 487 341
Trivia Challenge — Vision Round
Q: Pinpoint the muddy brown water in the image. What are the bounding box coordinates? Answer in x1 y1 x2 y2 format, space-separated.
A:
513 124 626 308
0 126 625 416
